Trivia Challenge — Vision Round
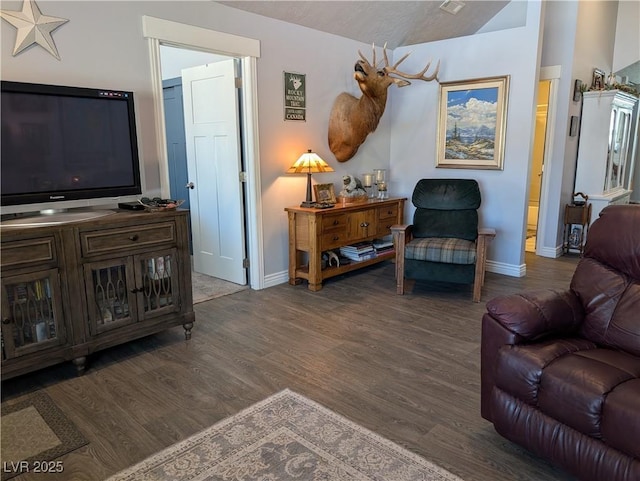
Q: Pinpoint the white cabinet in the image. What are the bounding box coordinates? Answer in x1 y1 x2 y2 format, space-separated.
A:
575 90 638 224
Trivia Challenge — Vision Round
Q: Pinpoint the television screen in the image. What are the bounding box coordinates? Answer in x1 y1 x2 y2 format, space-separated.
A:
1 81 142 211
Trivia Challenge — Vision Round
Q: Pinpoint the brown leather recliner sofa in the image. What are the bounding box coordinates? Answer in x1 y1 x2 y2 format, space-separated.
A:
481 204 640 481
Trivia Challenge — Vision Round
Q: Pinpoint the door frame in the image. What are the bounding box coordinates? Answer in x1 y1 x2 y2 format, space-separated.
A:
142 16 264 290
533 65 560 258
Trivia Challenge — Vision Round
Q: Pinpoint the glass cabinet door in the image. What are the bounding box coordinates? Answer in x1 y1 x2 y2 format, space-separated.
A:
605 106 632 192
84 258 136 334
1 269 66 359
136 249 181 319
84 250 181 334
615 110 631 189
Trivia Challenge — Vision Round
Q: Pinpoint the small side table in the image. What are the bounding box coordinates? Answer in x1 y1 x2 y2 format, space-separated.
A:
563 201 591 255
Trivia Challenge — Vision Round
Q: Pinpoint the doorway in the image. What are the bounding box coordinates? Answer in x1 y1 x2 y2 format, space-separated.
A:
525 65 561 260
527 80 551 253
160 49 247 285
142 15 264 290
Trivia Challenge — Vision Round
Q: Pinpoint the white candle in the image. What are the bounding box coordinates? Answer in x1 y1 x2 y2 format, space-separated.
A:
362 173 373 187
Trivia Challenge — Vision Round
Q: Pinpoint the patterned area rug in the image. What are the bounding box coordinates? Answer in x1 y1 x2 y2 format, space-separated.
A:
107 389 463 481
1 391 88 481
192 272 247 304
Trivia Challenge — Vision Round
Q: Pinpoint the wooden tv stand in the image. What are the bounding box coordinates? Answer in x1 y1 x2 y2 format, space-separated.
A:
0 209 195 380
285 198 405 291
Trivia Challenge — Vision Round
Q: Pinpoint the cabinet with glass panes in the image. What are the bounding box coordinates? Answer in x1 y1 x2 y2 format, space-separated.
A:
1 210 194 379
575 90 638 225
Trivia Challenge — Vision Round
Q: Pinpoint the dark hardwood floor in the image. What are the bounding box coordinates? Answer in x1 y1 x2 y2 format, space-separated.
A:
2 252 580 481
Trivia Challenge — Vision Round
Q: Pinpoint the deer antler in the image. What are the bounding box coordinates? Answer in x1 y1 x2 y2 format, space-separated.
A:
382 44 440 82
357 43 377 67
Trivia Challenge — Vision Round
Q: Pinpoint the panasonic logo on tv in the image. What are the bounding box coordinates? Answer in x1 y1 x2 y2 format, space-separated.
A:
50 195 65 200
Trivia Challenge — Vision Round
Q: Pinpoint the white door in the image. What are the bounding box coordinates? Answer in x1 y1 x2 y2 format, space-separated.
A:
182 60 247 284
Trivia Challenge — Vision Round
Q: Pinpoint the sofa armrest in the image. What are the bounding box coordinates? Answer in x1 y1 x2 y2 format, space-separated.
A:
486 289 584 341
481 289 584 421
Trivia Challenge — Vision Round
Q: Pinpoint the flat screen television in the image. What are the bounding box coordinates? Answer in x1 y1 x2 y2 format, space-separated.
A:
1 80 142 220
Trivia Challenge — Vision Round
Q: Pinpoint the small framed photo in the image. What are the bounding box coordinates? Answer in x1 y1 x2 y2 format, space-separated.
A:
573 79 582 102
592 68 605 90
313 183 336 204
570 116 579 137
568 225 583 249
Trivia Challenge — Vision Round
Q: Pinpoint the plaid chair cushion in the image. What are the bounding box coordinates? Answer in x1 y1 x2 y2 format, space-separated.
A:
405 237 477 265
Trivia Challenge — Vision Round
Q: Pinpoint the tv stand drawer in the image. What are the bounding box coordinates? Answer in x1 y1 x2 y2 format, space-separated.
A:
1 237 56 268
80 222 176 256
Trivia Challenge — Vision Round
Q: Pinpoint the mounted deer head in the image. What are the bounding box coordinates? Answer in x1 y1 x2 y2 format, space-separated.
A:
328 43 440 162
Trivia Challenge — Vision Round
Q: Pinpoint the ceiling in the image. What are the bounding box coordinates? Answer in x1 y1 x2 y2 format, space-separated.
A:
218 1 514 48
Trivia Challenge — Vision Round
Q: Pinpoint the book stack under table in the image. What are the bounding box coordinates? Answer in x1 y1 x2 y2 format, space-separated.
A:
372 237 394 256
339 237 394 262
339 241 376 262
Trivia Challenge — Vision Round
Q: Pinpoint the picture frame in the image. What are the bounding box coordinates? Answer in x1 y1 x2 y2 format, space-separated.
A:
591 68 605 90
573 79 583 102
569 115 579 137
313 183 336 204
283 71 306 121
436 75 510 170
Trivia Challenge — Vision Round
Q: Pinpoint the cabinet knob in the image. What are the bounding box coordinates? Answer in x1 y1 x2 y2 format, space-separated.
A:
360 222 369 227
128 234 139 241
333 236 339 241
333 220 339 225
388 210 393 215
2 318 11 325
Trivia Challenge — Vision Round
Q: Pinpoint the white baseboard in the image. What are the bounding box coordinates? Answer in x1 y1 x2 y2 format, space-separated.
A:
268 261 528 286
268 255 549 286
536 245 563 258
263 270 289 289
486 260 526 277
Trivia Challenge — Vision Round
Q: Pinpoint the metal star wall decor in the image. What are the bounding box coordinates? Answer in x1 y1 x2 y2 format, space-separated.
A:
0 0 68 60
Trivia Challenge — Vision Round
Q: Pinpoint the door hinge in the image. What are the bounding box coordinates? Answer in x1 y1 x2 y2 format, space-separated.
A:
239 171 248 182
243 258 250 268
235 77 242 89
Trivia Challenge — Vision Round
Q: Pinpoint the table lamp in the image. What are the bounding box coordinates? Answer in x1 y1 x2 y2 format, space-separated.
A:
287 149 334 207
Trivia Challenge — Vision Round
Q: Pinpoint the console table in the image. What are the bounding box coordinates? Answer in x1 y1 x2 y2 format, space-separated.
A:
1 210 195 379
285 198 405 291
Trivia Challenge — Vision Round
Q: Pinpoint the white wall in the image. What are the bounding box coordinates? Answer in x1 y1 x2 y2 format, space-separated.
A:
613 0 640 73
573 1 619 86
389 1 544 275
539 0 580 253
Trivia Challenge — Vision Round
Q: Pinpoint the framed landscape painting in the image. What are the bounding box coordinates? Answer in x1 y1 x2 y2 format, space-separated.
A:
436 76 510 170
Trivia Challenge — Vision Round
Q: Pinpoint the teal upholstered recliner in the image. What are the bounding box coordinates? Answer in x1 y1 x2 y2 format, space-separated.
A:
391 179 495 302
